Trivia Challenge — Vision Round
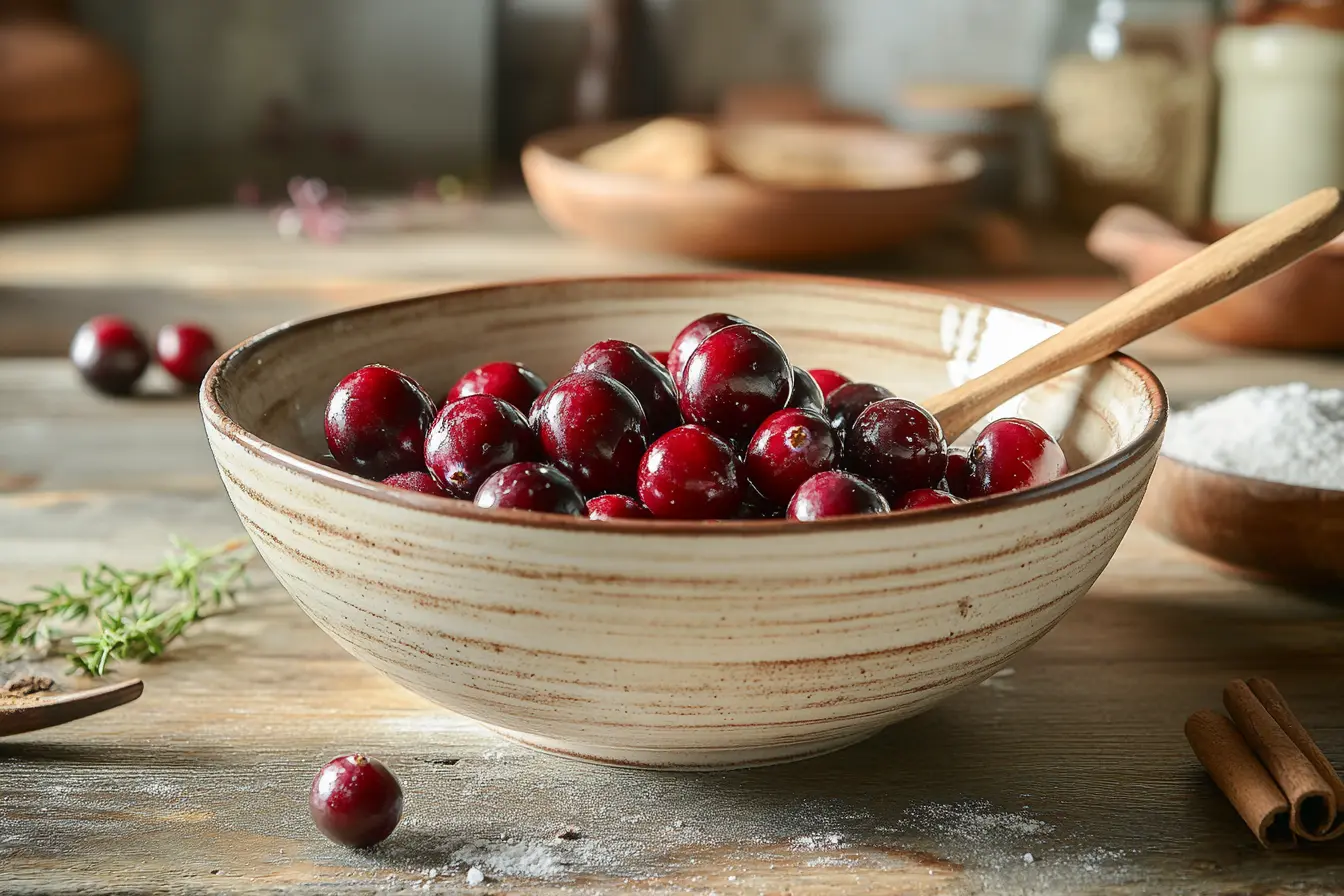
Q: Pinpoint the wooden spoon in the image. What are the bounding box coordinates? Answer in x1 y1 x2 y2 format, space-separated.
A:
0 678 143 737
924 187 1344 441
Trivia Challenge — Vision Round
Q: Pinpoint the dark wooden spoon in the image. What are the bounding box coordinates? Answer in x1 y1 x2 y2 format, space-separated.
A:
0 679 143 737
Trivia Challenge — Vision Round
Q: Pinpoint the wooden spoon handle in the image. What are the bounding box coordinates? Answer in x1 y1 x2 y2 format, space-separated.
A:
925 187 1344 441
0 679 143 737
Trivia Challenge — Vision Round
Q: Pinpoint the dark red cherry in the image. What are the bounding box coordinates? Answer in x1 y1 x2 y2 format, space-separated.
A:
736 483 784 519
896 488 964 511
678 324 792 446
785 367 826 413
825 382 894 440
637 424 744 519
325 365 436 480
474 462 586 515
966 418 1069 497
745 408 840 506
808 368 851 400
573 340 682 435
666 312 749 384
423 394 538 498
846 398 947 496
445 361 546 412
310 754 403 848
155 322 219 387
380 470 449 496
650 350 671 369
69 315 151 395
533 372 650 496
586 494 652 520
943 448 973 498
787 471 890 521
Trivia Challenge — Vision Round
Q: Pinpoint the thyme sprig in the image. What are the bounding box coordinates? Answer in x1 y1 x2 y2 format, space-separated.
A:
0 538 254 676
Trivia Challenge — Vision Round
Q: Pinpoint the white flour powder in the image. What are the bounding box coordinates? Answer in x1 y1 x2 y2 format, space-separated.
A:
1162 383 1344 489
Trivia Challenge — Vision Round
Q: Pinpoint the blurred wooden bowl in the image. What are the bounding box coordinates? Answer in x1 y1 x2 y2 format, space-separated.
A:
522 119 981 262
1088 204 1344 350
1140 456 1344 585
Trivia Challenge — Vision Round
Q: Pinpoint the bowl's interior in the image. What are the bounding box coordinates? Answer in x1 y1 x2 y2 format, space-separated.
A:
210 276 1161 507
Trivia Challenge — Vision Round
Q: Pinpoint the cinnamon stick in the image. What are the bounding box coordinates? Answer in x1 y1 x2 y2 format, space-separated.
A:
1185 709 1296 849
1223 679 1336 840
1246 678 1344 841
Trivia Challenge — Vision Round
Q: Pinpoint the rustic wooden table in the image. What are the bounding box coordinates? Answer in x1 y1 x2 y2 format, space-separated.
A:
2 201 1342 895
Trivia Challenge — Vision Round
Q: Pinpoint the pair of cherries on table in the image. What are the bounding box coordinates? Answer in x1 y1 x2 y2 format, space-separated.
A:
70 315 220 395
323 312 1069 521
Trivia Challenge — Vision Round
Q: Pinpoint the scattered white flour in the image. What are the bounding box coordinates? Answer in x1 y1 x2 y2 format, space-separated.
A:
451 838 567 881
1163 383 1344 489
465 867 484 886
1023 852 1035 864
791 833 846 850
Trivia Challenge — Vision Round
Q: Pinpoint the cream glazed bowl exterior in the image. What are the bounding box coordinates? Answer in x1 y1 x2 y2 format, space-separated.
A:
201 274 1166 770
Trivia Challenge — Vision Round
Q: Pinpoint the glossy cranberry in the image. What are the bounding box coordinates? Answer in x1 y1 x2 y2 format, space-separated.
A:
966 418 1069 497
474 462 586 515
445 361 546 412
785 367 826 413
587 493 652 520
380 470 449 496
325 365 436 479
808 368 851 400
825 382 895 440
666 312 749 384
745 409 840 506
943 448 973 498
573 340 681 435
787 471 891 521
423 395 538 498
637 424 744 519
678 325 792 446
650 350 671 369
310 754 403 848
69 315 150 395
846 398 947 496
534 372 650 496
155 323 219 387
896 488 964 511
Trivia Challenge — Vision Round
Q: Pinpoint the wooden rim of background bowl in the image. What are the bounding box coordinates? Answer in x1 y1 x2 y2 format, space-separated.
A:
521 118 985 198
201 273 1167 536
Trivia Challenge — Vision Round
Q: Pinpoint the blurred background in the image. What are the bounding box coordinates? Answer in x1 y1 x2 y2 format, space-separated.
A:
3 0 1343 356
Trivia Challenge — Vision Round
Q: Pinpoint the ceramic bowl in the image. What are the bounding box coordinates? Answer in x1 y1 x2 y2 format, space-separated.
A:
201 274 1166 769
522 120 981 262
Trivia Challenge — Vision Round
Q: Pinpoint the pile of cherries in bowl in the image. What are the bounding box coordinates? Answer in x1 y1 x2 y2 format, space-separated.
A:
323 312 1069 521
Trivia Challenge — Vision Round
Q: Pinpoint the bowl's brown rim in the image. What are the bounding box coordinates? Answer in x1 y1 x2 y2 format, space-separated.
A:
521 118 985 198
201 272 1168 536
1153 453 1344 503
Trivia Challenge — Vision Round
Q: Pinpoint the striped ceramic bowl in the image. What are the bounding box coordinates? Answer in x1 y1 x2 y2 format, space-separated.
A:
201 274 1165 769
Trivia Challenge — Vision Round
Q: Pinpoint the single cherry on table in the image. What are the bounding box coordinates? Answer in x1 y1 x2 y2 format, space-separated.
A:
965 417 1068 498
474 462 587 515
745 408 839 506
310 754 403 848
156 322 219 387
787 471 890 521
533 372 650 497
678 324 793 446
325 364 437 480
445 361 546 413
423 394 538 499
69 315 151 396
638 424 744 519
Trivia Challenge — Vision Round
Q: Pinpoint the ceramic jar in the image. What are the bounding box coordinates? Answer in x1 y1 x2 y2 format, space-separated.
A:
1212 7 1344 225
